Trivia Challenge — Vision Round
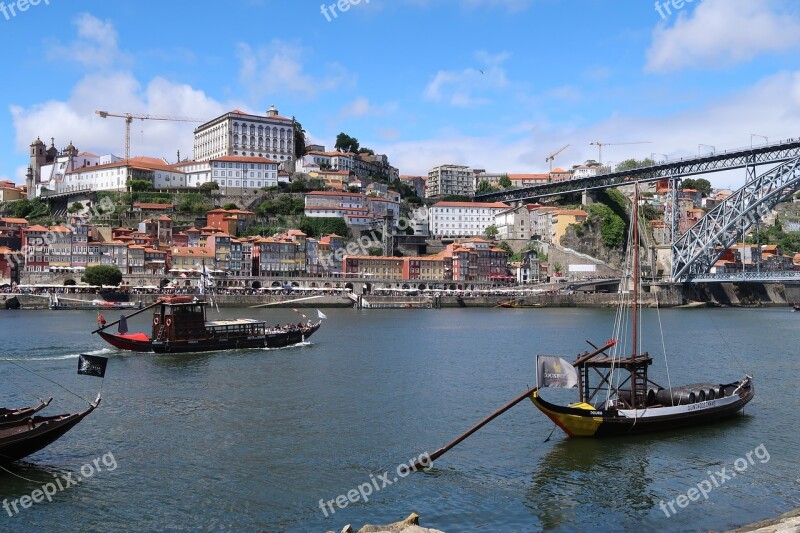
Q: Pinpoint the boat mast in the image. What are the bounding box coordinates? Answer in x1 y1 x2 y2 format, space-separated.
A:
631 182 640 407
632 182 639 359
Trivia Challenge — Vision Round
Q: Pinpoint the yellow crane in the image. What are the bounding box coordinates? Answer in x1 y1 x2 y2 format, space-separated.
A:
589 140 652 165
546 144 570 174
95 110 206 161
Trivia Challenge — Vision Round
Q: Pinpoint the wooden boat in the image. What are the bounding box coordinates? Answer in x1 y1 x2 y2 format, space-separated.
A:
530 183 754 437
94 296 321 353
417 183 756 468
0 400 99 464
0 398 52 424
48 293 143 311
497 299 544 308
793 304 800 311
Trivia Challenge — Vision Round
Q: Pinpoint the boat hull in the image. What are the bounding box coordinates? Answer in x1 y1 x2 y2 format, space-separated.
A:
531 380 754 438
0 403 97 464
98 323 321 354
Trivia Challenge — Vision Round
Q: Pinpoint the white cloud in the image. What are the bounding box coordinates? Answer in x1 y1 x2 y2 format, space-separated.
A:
646 0 800 72
424 51 511 107
382 70 800 190
338 97 398 119
237 40 352 101
10 72 238 171
46 13 129 68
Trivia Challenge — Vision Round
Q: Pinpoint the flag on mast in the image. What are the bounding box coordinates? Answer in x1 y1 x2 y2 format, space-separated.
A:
78 354 108 378
317 310 328 320
536 355 579 389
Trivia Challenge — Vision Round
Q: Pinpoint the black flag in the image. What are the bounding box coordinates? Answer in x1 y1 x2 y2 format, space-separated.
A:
77 354 108 378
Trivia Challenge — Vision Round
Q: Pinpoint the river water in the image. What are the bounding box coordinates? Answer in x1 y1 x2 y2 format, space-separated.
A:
0 307 797 532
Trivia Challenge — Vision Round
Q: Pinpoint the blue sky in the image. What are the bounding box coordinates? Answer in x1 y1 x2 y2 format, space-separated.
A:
2 0 800 188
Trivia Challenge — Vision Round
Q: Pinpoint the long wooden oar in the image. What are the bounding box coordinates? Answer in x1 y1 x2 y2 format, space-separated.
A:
412 387 538 469
413 338 618 469
249 295 325 308
91 300 161 334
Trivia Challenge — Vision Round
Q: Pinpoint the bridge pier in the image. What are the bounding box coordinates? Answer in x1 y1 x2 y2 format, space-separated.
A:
581 189 597 206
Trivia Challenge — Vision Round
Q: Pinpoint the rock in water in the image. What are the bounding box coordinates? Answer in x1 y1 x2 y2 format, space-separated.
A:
355 513 445 533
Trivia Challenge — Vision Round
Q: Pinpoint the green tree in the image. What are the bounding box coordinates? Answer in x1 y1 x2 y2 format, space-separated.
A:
498 174 512 188
441 195 471 202
484 224 498 239
82 265 123 287
367 247 383 256
293 117 307 158
476 180 497 194
289 180 307 193
335 132 360 153
67 202 84 214
298 217 349 238
497 241 513 254
682 178 712 196
222 202 238 210
358 147 375 155
198 181 219 193
127 179 153 192
616 158 656 171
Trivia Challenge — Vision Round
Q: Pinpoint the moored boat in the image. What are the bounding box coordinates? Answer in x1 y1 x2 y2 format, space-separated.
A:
94 296 321 353
529 183 754 437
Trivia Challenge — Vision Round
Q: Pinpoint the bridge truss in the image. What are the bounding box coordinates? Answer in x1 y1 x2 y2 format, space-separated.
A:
671 156 800 281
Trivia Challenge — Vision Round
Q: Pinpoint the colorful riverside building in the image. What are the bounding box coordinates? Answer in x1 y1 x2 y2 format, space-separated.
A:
343 239 510 283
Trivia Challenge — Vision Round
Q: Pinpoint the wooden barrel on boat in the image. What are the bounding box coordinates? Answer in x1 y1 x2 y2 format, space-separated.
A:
656 388 696 406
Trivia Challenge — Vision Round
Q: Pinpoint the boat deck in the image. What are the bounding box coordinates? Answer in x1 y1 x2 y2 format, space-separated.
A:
205 318 264 327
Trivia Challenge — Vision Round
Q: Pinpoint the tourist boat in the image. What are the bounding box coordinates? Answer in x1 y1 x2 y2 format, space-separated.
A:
529 183 754 437
793 304 800 311
93 296 322 353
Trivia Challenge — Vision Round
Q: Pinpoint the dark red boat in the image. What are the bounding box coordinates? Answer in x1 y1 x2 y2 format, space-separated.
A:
94 297 321 354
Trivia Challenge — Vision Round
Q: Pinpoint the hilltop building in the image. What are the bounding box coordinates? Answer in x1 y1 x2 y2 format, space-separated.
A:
193 105 296 172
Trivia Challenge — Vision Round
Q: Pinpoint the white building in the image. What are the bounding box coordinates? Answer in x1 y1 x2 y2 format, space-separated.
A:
193 106 295 171
572 165 598 179
494 205 532 240
427 165 473 198
428 201 510 238
56 157 183 194
175 156 282 194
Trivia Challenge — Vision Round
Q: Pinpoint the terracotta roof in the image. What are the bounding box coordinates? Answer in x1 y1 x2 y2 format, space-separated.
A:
554 209 587 216
0 218 29 225
306 191 363 198
24 225 51 232
133 202 174 210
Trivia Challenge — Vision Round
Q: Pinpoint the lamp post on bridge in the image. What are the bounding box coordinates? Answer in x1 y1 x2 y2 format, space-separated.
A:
698 144 715 155
750 134 768 148
651 152 668 164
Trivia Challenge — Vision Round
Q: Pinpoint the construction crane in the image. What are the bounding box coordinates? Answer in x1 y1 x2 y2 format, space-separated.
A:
589 141 652 165
95 110 206 161
546 144 570 174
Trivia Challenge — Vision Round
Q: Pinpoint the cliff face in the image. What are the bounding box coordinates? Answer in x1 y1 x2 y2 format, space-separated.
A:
560 217 627 270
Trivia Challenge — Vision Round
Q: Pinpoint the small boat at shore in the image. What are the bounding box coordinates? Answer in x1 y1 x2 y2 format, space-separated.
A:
94 296 322 353
497 299 544 308
0 398 52 424
48 292 143 311
793 303 800 311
